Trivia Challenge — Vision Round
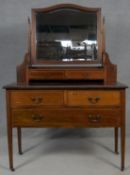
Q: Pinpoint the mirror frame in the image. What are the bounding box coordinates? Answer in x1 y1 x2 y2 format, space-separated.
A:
31 4 102 66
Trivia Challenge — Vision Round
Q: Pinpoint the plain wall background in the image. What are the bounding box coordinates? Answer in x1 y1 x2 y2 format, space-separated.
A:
0 0 130 136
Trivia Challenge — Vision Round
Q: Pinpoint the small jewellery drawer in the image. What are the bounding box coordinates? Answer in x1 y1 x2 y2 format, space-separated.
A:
10 90 64 107
67 90 120 106
65 70 104 79
29 70 65 80
12 109 121 127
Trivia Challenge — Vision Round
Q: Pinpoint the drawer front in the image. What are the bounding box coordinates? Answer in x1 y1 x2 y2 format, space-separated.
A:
29 70 65 80
11 90 64 107
12 109 121 127
67 90 120 106
65 70 104 79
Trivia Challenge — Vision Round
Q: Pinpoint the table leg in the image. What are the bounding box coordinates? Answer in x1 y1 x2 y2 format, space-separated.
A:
17 127 22 155
7 126 14 171
114 127 119 154
121 125 125 171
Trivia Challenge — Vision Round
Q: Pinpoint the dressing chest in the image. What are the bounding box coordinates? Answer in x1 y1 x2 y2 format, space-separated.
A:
4 4 127 171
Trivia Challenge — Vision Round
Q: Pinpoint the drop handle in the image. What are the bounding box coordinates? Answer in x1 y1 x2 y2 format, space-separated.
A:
88 97 100 104
88 114 101 122
31 96 43 104
32 114 44 122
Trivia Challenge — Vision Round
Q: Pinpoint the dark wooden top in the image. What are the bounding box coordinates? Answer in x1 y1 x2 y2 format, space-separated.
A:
3 82 128 90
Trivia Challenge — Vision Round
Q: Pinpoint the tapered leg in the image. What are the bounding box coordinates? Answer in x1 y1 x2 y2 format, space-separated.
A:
114 127 119 154
121 126 125 171
7 126 14 171
17 127 22 155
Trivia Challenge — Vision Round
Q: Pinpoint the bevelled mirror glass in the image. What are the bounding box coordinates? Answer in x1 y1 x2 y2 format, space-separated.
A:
31 4 102 65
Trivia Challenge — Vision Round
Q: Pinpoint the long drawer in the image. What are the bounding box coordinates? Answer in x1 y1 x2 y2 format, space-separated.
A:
10 90 64 107
66 90 120 107
12 108 121 127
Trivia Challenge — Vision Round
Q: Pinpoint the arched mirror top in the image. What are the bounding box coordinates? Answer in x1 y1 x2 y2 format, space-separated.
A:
30 4 104 66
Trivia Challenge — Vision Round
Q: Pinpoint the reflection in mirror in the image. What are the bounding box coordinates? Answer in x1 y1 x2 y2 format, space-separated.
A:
36 9 97 61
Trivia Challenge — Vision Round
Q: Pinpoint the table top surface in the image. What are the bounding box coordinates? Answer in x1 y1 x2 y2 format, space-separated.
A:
3 82 128 90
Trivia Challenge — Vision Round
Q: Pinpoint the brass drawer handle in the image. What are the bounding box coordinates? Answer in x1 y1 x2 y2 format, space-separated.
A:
31 96 43 104
32 114 44 122
88 114 101 122
88 97 100 104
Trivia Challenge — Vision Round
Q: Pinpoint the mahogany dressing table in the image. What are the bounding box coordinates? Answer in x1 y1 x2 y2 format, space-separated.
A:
4 4 127 171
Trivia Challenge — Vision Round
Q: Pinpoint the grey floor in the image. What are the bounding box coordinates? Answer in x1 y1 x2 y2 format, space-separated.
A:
1 128 130 175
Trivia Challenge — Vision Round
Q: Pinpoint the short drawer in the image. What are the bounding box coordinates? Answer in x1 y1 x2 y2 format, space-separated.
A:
65 70 104 79
67 90 120 106
29 70 65 80
12 108 121 127
10 90 64 107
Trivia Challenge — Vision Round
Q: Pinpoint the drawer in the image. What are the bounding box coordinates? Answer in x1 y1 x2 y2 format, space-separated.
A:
67 90 120 106
10 90 64 107
65 70 104 79
12 109 121 127
29 70 65 80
